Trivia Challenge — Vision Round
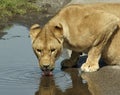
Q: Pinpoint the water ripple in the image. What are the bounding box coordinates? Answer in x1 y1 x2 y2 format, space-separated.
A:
0 65 41 87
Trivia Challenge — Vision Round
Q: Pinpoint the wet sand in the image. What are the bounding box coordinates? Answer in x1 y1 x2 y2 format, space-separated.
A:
82 66 120 95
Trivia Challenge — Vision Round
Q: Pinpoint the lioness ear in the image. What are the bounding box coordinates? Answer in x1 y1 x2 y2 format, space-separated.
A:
55 23 63 30
54 23 64 44
30 24 41 43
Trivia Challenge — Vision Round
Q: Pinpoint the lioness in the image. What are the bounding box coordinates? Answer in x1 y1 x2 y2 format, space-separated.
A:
30 3 120 74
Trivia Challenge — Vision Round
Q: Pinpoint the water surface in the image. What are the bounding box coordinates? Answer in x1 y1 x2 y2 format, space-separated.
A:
0 24 90 95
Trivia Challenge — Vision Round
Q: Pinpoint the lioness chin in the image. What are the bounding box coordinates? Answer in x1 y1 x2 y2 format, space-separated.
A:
30 3 120 74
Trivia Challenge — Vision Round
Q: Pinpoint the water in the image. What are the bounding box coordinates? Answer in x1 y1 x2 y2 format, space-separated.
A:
0 24 90 95
0 24 40 95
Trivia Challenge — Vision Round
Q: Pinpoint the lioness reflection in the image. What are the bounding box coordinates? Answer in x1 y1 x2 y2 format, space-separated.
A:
35 68 91 95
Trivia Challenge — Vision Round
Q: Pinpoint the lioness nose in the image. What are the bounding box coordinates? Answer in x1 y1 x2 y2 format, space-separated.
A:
43 64 49 69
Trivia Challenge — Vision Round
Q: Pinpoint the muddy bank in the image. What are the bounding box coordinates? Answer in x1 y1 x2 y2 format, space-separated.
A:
0 0 71 41
0 0 71 32
36 0 70 14
81 66 120 95
11 0 69 27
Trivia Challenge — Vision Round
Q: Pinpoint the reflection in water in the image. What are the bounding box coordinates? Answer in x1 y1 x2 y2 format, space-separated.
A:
35 76 55 95
0 32 7 40
35 68 91 95
0 23 13 39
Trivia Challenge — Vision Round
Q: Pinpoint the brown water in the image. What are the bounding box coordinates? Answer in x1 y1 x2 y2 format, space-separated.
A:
0 24 91 95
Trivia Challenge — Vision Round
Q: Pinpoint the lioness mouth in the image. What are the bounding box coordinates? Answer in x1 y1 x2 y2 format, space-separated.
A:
42 70 53 76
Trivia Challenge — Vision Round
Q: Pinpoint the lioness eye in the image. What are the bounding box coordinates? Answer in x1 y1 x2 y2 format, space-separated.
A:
37 49 42 53
51 49 56 52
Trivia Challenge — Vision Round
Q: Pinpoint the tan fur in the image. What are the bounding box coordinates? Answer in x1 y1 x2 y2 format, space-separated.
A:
30 3 120 72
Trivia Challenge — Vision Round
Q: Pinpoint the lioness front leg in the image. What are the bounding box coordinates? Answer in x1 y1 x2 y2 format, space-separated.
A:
81 21 119 72
61 51 81 68
81 47 101 72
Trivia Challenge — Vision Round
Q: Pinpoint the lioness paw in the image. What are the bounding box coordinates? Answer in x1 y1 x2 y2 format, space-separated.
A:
61 59 76 68
81 62 99 72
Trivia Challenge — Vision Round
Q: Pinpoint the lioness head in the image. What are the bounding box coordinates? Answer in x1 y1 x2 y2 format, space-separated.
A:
30 23 63 74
